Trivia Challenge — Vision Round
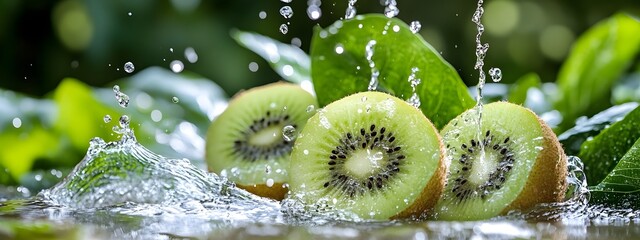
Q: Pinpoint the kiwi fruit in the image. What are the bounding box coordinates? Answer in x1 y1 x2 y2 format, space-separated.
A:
434 101 567 220
288 91 446 220
205 82 318 200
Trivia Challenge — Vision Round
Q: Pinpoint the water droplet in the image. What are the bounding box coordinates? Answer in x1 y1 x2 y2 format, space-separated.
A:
151 110 163 122
280 0 292 2
291 38 302 47
104 115 112 123
265 165 272 174
365 40 379 91
335 44 344 54
279 24 288 34
184 47 198 63
170 60 184 73
12 117 21 128
282 65 294 76
280 6 293 19
307 5 321 20
128 12 132 16
306 105 315 113
489 67 502 82
410 21 421 33
119 115 130 128
266 179 275 187
406 67 421 108
282 125 296 142
171 96 180 103
383 0 399 18
392 25 400 32
258 11 267 19
124 62 135 73
303 149 309 155
248 62 259 72
113 85 130 108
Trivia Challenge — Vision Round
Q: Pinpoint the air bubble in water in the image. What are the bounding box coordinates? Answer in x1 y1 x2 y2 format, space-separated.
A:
488 67 502 82
104 115 112 123
410 21 421 33
113 85 130 108
279 24 288 34
258 11 267 19
172 96 180 103
12 117 21 128
124 62 135 73
170 60 184 73
280 0 292 2
280 6 293 19
282 125 296 142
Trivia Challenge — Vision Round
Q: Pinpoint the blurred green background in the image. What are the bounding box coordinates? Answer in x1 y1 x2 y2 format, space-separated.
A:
1 0 639 97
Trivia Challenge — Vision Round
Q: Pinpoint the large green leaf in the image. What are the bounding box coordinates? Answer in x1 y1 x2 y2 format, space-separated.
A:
578 105 640 185
555 13 640 131
232 30 311 85
589 137 640 208
310 14 474 129
559 102 638 156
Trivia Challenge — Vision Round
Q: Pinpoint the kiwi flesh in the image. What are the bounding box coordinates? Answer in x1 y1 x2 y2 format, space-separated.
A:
434 101 567 220
288 91 446 220
205 82 318 200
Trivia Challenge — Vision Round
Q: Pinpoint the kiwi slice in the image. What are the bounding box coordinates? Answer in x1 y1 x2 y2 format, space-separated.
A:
434 102 567 220
205 82 318 200
288 91 446 220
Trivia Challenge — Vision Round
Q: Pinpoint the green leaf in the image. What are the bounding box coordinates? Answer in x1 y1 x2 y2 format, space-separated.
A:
508 73 541 105
578 105 640 185
0 89 61 182
554 13 640 131
589 137 640 208
559 102 638 156
310 14 474 129
232 30 311 85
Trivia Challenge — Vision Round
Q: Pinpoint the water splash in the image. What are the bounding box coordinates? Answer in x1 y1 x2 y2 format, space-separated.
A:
406 67 421 108
365 40 379 91
345 0 357 20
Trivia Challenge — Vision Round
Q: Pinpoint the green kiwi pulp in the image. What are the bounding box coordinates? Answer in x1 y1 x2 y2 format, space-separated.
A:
205 82 318 200
288 91 446 220
434 101 567 220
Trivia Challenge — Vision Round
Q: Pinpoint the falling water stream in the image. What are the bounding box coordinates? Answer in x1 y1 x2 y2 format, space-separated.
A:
1 2 640 239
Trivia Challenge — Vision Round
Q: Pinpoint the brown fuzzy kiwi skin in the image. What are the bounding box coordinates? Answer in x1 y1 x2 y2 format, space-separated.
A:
500 107 568 214
237 183 288 201
392 138 447 220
